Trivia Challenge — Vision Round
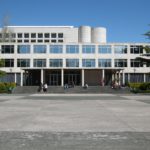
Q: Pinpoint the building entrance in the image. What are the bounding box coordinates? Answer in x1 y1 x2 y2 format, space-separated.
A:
64 70 81 85
49 74 60 85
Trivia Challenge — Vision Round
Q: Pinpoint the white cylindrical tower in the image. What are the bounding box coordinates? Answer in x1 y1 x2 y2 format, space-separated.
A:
78 26 91 43
91 27 107 43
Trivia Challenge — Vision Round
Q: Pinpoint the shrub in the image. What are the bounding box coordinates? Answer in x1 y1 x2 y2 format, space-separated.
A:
0 82 16 93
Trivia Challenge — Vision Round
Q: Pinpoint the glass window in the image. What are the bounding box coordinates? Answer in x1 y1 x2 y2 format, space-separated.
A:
17 59 30 67
58 39 63 43
115 59 127 67
82 45 95 53
18 45 30 53
58 33 63 38
66 59 79 67
17 33 22 38
38 33 43 38
1 45 14 53
51 39 56 43
51 33 57 38
4 59 14 67
82 59 95 67
31 33 36 38
98 59 111 67
114 45 127 54
34 45 46 53
130 45 143 54
24 33 29 38
33 59 46 67
98 45 111 53
44 33 49 38
130 59 143 67
66 45 79 53
49 59 62 67
50 45 63 53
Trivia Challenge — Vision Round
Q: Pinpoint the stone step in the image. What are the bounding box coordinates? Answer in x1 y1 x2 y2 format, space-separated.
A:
12 86 130 94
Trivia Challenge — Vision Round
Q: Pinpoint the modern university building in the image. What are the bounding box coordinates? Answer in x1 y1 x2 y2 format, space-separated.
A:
0 25 150 86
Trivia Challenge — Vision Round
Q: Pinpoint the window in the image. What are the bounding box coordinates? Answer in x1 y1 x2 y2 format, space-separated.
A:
4 59 14 67
66 59 79 67
24 40 29 43
17 59 30 67
50 45 63 53
58 39 63 43
44 33 49 38
130 59 143 67
98 59 111 67
18 45 30 53
49 59 62 67
34 59 46 67
98 45 111 54
17 33 22 38
58 33 63 38
31 40 36 43
24 33 29 38
38 33 43 38
17 40 22 43
44 40 49 43
38 40 43 43
51 40 56 43
11 33 16 38
82 59 95 67
1 45 14 53
31 33 36 38
34 45 46 53
66 45 79 53
115 59 127 67
82 45 95 53
0 33 2 38
114 45 127 54
51 33 57 38
130 45 143 54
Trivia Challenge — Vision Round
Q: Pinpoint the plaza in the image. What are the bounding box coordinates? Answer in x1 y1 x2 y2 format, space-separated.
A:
0 94 150 149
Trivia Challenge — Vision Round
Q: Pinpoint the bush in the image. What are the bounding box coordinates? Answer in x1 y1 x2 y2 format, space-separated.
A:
0 82 16 93
128 82 150 93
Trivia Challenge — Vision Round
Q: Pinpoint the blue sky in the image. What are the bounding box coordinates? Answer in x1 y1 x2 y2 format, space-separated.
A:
0 0 150 43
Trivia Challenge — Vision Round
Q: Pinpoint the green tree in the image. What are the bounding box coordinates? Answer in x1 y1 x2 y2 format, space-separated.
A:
0 59 6 77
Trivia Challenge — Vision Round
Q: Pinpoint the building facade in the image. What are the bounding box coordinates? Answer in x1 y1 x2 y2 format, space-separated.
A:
0 25 150 86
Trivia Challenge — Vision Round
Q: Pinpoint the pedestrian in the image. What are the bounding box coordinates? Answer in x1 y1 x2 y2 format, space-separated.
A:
38 82 43 92
43 83 48 92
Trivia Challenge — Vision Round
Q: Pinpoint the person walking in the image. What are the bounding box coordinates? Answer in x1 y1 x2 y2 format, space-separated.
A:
43 83 48 92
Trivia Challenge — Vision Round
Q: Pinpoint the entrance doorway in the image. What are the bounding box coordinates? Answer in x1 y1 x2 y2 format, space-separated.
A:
49 73 60 85
64 70 81 85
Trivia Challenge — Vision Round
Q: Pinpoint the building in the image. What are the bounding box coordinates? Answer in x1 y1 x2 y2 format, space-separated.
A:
0 25 150 86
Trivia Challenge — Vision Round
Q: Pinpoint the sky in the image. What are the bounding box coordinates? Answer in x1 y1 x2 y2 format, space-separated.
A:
0 0 150 43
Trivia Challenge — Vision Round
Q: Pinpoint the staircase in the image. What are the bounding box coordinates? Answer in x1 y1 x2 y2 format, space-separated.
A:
12 86 130 94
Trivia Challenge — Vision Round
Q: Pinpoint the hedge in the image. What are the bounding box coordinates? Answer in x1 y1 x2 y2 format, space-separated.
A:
0 82 16 93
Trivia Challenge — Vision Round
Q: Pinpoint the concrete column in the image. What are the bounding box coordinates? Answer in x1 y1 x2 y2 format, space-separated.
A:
128 73 130 83
41 69 43 84
118 71 121 85
122 71 125 85
82 69 85 87
61 69 64 87
144 73 146 83
102 69 105 86
14 73 17 83
20 72 23 86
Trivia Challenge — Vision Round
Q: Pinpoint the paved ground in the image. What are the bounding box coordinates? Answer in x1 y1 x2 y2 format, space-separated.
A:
0 94 150 149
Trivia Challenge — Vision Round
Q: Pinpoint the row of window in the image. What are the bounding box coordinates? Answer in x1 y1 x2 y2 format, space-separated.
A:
3 59 149 68
0 33 63 39
1 45 145 54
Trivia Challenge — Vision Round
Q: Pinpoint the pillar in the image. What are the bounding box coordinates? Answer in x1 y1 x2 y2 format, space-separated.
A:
128 73 130 83
20 72 23 86
122 70 125 85
61 69 64 86
118 71 121 85
144 73 146 83
14 73 17 83
102 69 105 86
41 69 43 84
82 69 84 87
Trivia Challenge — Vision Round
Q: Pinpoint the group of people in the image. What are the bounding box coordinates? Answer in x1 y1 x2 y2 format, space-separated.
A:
39 83 48 92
